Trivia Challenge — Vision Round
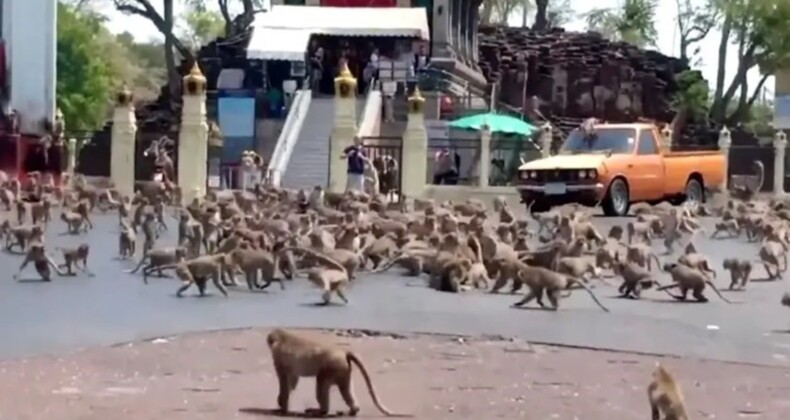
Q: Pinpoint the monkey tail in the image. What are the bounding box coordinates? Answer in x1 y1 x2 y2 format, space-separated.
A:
781 252 789 273
467 235 484 264
283 246 346 274
569 278 610 312
370 252 405 274
752 160 765 193
704 280 733 303
125 255 148 274
346 352 410 417
649 253 661 271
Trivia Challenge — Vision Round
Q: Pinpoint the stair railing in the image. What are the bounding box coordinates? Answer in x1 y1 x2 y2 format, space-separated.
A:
357 78 382 138
266 79 312 187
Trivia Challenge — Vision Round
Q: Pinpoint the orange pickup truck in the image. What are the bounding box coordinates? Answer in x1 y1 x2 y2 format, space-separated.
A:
517 122 726 216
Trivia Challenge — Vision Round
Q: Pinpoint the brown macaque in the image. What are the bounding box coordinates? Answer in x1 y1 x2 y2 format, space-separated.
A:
722 258 752 290
266 328 409 417
60 211 88 234
647 363 689 420
169 254 229 297
56 244 93 276
30 200 51 226
12 242 66 281
15 199 26 225
5 224 44 253
74 199 93 230
657 263 731 303
119 223 137 259
126 246 188 282
507 260 610 312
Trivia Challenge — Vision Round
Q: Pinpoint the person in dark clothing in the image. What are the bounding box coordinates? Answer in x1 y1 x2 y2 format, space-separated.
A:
341 136 367 192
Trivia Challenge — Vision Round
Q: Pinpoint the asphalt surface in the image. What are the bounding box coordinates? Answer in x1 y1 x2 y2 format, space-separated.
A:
1 213 790 366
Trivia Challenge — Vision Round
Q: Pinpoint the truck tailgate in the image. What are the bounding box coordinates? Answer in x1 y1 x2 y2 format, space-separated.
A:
663 151 726 194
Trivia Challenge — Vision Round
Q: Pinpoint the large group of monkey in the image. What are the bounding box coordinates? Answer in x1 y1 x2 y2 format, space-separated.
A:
4 169 790 419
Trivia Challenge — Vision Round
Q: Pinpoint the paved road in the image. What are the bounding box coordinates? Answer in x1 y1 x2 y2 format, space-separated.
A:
1 213 790 365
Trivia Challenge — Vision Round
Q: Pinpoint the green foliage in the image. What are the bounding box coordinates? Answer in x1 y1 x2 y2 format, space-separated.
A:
585 0 658 47
671 70 710 120
180 8 226 47
57 3 114 131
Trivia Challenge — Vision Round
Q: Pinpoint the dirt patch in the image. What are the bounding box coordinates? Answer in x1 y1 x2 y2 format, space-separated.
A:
0 328 787 419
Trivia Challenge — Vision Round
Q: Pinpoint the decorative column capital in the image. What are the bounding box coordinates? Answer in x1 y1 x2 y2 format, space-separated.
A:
408 87 425 114
718 125 731 149
334 61 357 99
116 83 134 107
183 62 207 96
774 131 787 149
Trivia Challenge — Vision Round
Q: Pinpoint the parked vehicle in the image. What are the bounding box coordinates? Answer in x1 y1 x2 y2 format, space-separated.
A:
517 122 725 216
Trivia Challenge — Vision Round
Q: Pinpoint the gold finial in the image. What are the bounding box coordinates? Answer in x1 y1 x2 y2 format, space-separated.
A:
183 62 207 96
408 86 425 114
116 83 134 107
334 60 357 99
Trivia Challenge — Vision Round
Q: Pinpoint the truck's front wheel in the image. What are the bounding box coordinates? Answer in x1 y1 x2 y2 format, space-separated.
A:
602 178 630 217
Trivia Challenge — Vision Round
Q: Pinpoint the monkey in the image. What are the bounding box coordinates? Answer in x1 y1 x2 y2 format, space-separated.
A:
5 223 44 253
506 260 610 312
606 225 624 241
432 257 473 293
648 362 689 420
29 199 51 226
710 219 740 239
56 244 93 276
556 256 602 282
758 240 788 280
152 197 167 232
118 221 137 259
266 328 409 417
15 199 26 225
782 292 790 307
126 246 188 283
60 211 88 234
657 263 731 303
362 232 398 269
611 259 661 299
169 254 229 297
141 212 158 255
722 258 752 290
227 244 285 291
460 236 491 290
12 242 66 281
677 253 717 278
625 243 662 271
286 247 351 305
627 221 653 244
74 199 93 230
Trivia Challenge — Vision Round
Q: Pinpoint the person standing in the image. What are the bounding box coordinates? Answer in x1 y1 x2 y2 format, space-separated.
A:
341 136 366 192
310 47 324 93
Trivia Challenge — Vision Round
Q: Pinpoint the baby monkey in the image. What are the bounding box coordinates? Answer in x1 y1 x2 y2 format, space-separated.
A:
722 258 752 290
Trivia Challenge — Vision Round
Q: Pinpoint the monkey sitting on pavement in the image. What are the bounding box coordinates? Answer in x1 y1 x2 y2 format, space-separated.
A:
12 242 66 281
648 362 689 420
266 328 410 417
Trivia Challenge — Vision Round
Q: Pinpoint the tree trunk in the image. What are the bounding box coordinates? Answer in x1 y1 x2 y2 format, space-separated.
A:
710 12 731 121
480 0 494 25
163 0 179 105
521 0 528 27
218 0 233 35
533 0 549 30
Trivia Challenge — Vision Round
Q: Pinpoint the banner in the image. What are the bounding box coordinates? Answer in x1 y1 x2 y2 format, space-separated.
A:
218 96 256 162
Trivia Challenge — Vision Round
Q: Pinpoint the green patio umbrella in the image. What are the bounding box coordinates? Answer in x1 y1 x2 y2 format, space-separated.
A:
449 112 538 135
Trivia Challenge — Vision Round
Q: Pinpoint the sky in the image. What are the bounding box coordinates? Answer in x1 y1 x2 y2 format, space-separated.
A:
101 0 772 99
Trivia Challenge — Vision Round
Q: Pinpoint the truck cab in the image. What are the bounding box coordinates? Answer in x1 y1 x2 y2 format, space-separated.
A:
517 123 725 216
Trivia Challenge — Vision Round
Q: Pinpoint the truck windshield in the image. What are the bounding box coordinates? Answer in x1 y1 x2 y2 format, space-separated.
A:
560 127 636 154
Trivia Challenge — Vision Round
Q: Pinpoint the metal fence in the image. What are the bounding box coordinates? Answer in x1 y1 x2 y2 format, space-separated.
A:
427 138 479 186
362 136 403 199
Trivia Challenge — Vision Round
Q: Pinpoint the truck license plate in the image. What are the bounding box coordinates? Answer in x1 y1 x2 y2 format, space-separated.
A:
544 183 567 195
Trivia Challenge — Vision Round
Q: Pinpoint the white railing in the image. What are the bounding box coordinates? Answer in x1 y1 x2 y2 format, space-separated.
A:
267 89 312 187
357 80 382 138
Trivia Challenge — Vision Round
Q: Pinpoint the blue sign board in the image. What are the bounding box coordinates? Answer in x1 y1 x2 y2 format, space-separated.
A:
218 95 256 162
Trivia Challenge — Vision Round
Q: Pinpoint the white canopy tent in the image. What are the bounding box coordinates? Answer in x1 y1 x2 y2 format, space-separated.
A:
246 5 430 61
246 27 312 61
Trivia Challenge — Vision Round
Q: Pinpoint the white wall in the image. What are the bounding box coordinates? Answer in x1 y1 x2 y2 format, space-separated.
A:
4 0 56 135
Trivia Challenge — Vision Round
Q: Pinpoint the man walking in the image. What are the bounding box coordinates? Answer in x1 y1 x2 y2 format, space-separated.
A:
341 136 366 192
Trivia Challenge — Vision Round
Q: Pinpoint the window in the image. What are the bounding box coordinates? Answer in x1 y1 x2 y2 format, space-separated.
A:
637 130 658 155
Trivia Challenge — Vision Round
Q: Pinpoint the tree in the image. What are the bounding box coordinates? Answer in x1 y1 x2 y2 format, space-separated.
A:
674 0 718 65
179 7 225 48
709 0 790 123
183 0 266 36
584 0 659 48
57 3 115 130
